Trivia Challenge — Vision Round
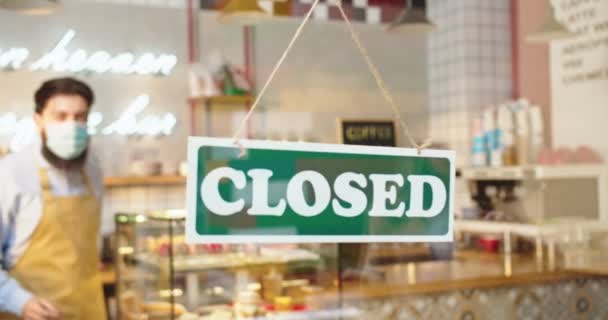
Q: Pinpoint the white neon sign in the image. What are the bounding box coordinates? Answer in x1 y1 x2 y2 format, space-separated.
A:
0 29 177 76
0 115 36 152
102 95 177 136
0 95 177 152
0 48 29 69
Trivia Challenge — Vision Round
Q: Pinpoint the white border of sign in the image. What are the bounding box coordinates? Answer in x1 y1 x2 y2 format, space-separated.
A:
186 137 456 244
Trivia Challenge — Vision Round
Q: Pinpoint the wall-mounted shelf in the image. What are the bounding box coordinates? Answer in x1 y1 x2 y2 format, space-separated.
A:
104 175 186 187
461 164 607 181
461 166 525 180
531 164 607 179
189 95 253 105
188 95 254 137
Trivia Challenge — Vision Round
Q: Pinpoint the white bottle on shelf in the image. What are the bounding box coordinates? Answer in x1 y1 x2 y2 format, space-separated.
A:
528 105 545 165
514 99 530 166
497 103 515 166
483 108 501 167
471 116 486 167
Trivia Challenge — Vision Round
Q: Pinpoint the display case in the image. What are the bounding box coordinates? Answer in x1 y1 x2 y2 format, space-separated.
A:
114 211 339 320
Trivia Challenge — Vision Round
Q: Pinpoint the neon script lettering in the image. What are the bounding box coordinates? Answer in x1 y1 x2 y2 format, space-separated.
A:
0 95 177 152
0 29 177 76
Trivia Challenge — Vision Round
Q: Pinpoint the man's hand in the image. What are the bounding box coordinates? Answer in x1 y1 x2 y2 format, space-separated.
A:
22 298 61 320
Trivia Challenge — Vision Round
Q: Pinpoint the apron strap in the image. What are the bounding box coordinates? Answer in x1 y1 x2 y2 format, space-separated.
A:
37 169 53 199
81 169 95 196
37 168 95 198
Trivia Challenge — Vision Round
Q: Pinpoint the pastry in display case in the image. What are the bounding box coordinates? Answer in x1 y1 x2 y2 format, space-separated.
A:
114 210 339 320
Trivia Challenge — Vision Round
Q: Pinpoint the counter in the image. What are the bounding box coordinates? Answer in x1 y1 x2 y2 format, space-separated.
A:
317 250 589 300
312 250 608 319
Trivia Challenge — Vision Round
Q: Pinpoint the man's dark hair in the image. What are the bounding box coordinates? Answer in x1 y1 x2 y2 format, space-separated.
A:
34 77 94 114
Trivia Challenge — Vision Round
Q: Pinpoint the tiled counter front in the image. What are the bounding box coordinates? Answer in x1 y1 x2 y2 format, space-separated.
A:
343 277 608 320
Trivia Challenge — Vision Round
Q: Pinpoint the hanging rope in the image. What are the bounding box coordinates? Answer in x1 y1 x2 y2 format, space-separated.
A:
336 4 431 153
231 0 322 156
231 0 431 155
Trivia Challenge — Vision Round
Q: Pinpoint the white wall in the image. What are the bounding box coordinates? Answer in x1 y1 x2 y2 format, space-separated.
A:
0 0 190 176
551 0 608 157
0 4 430 174
0 5 432 233
196 13 430 146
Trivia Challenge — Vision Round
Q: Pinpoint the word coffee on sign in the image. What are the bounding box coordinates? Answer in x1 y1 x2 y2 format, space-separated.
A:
186 137 455 244
338 118 397 147
0 29 177 76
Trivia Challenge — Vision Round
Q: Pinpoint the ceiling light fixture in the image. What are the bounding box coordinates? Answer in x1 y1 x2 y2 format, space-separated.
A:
218 0 271 26
0 0 60 15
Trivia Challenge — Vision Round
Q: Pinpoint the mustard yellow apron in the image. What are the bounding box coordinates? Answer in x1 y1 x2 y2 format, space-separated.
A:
0 169 106 320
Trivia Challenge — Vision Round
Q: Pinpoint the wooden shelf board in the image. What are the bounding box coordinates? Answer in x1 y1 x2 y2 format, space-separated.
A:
461 164 607 181
189 95 253 105
104 175 186 187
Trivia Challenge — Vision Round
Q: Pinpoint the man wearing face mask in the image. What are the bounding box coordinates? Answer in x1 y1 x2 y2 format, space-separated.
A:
0 78 106 320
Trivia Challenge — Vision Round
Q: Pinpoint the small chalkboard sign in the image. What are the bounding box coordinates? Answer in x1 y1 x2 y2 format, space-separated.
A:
337 118 397 147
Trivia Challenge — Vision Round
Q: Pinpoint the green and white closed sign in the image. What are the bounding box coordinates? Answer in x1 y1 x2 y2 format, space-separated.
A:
186 137 455 243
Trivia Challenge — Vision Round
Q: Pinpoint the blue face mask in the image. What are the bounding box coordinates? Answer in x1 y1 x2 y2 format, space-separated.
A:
45 121 89 160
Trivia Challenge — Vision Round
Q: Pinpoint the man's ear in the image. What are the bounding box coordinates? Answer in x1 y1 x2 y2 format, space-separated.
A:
34 112 44 134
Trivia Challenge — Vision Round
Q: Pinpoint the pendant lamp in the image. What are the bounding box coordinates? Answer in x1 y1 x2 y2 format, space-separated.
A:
527 0 575 43
388 0 435 33
0 0 60 15
219 0 271 26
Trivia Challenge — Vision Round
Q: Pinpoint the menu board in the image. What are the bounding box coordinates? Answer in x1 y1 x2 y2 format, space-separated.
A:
552 0 608 158
338 119 397 147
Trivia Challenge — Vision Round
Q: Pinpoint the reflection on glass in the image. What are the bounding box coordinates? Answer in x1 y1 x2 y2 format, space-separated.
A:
114 212 340 319
504 254 512 277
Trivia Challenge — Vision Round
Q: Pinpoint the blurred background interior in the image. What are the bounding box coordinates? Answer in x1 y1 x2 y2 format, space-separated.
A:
1 0 607 319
